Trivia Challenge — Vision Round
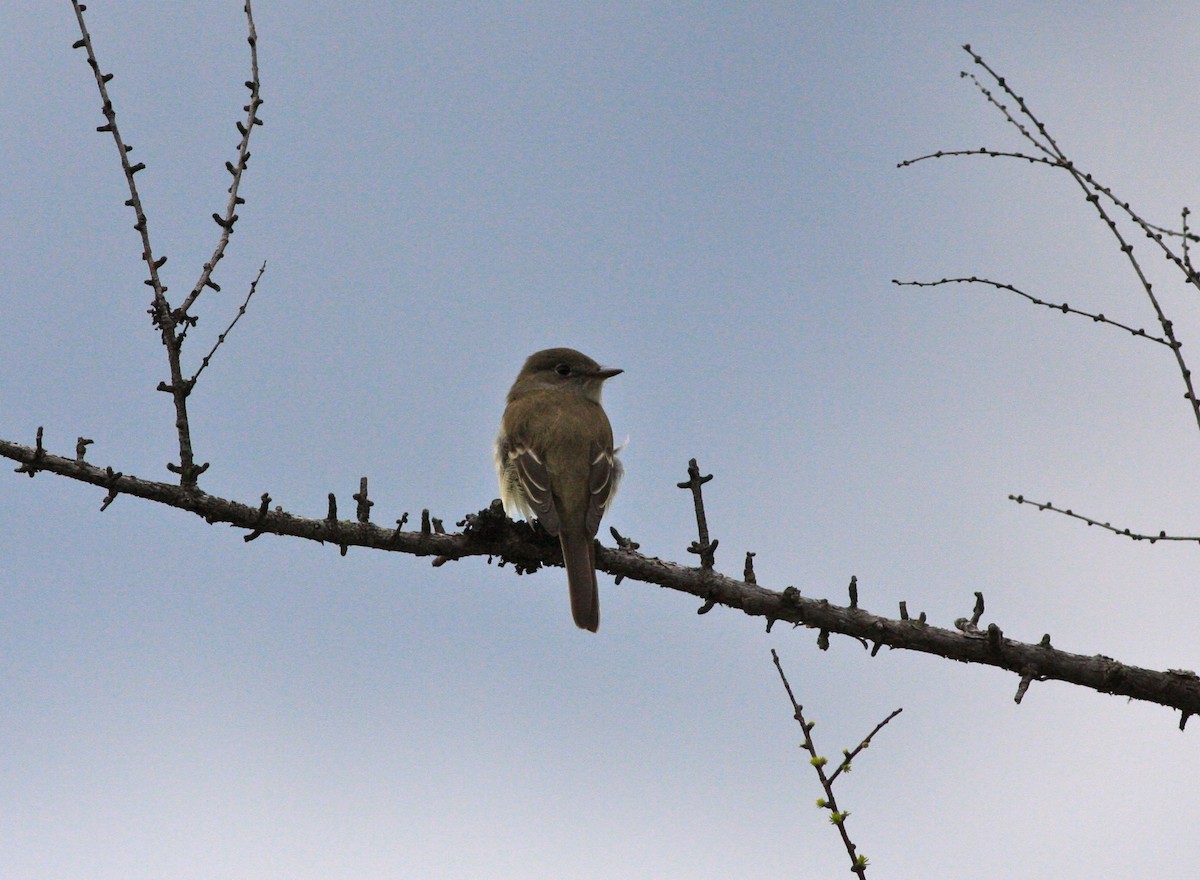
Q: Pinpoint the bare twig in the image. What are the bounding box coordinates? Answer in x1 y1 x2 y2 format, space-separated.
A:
893 277 1170 346
74 436 94 462
828 707 903 786
178 0 263 318
677 458 718 569
897 147 1058 170
354 477 374 523
190 261 266 384
1184 208 1197 282
1009 494 1200 543
13 427 45 477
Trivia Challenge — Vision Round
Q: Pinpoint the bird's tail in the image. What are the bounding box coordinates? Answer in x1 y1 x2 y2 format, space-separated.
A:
560 530 599 632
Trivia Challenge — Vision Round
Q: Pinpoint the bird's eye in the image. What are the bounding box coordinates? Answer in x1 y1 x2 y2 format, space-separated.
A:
555 363 571 376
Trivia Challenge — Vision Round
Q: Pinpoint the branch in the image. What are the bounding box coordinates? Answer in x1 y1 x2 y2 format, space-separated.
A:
189 261 266 385
897 147 1059 170
68 1 264 488
828 707 903 786
679 458 718 585
901 45 1200 440
1009 494 1200 544
893 277 1170 346
5 433 1199 725
177 1 263 318
772 650 893 877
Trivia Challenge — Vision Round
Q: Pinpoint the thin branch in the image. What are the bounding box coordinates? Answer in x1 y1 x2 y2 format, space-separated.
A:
178 0 263 318
69 1 169 326
959 48 1061 159
190 261 266 385
828 707 903 786
1146 213 1199 244
1184 208 1196 282
896 145 1200 270
1008 494 1200 544
772 650 888 877
894 277 1170 346
897 147 1059 170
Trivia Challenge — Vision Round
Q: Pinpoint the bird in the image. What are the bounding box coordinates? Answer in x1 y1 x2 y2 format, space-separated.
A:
495 348 622 632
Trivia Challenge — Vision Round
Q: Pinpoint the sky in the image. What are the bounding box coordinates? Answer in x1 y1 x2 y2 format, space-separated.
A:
4 3 1200 878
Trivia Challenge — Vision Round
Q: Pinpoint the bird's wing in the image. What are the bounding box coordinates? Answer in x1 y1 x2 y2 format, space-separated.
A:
585 442 621 536
510 443 561 535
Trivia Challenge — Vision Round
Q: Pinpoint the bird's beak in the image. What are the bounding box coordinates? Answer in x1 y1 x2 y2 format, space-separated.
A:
593 366 623 380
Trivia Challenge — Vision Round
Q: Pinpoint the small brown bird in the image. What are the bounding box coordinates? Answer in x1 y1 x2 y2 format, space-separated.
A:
495 348 622 632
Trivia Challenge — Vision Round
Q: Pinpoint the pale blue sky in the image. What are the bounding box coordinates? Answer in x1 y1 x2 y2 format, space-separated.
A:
4 4 1200 878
